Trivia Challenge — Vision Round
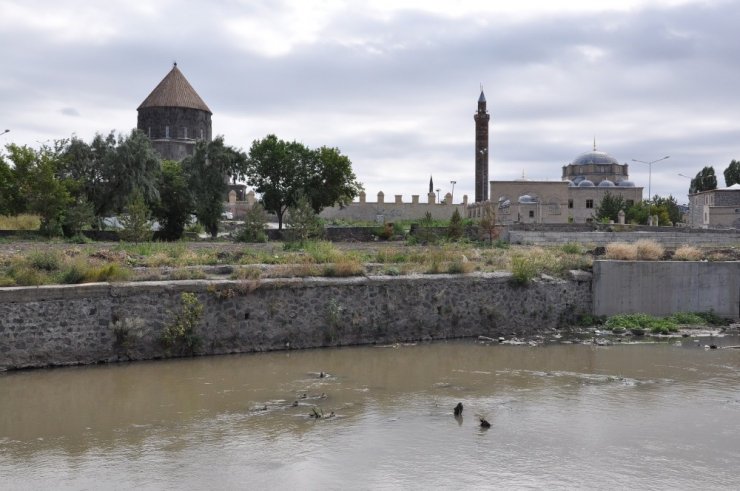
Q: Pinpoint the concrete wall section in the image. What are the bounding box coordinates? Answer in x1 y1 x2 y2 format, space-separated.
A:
593 261 740 318
0 274 591 370
510 230 740 246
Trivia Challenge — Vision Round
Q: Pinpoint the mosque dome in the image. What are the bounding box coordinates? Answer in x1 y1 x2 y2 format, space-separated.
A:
617 180 635 187
598 179 615 187
565 179 576 187
578 179 595 187
572 150 619 166
518 194 538 203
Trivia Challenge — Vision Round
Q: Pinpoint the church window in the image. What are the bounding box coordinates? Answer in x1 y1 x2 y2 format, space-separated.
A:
165 126 170 138
183 127 188 139
586 199 594 209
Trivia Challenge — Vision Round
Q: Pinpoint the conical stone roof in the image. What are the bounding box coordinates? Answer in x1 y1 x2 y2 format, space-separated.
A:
137 64 211 114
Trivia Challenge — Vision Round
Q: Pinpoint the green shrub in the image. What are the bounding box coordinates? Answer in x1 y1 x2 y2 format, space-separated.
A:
162 292 203 355
447 259 474 274
237 203 268 243
561 242 583 254
605 313 678 332
510 255 538 285
447 209 464 241
668 312 706 325
695 310 733 326
28 250 62 272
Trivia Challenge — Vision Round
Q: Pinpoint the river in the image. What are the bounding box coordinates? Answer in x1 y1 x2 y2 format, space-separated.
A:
1 336 739 490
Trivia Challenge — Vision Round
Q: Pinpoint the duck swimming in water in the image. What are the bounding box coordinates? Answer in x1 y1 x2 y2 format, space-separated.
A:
454 402 463 417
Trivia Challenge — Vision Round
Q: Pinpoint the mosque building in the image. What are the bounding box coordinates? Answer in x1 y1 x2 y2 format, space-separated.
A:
470 90 643 224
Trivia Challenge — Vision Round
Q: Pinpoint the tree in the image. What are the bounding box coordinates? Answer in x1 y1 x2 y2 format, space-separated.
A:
236 203 268 242
183 137 247 238
478 202 499 243
119 190 153 242
447 208 463 240
690 166 717 194
153 160 193 241
724 159 740 187
305 146 363 212
245 135 363 229
60 130 161 218
1 143 70 235
594 191 626 223
285 193 324 243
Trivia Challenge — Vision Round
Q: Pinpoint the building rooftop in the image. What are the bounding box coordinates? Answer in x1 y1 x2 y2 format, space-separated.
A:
137 64 212 113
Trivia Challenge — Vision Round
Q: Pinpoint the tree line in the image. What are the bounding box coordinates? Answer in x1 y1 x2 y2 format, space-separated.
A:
689 161 740 193
0 131 362 239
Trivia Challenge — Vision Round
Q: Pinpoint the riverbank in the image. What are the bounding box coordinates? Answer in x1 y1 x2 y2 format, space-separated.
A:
0 272 592 370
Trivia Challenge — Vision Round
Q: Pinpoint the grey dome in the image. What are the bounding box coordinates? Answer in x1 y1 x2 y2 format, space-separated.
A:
518 194 538 203
566 179 576 187
578 179 595 187
572 150 619 166
598 179 615 187
617 180 635 187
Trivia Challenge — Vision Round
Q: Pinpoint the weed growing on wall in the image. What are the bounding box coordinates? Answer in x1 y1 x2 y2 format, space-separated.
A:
510 255 538 285
162 292 204 355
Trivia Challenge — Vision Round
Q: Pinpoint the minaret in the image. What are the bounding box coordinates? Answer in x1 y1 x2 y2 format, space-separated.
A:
474 89 490 202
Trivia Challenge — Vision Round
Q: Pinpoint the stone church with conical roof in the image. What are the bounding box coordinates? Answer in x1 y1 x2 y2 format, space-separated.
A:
137 63 212 161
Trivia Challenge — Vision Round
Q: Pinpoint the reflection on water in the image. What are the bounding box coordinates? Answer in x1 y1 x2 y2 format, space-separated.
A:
2 338 739 489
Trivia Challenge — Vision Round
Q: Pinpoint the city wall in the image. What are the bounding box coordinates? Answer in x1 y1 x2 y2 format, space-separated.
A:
0 273 591 370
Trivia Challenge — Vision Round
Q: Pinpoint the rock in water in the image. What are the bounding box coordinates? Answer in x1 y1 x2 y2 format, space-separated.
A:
454 402 463 416
479 417 491 428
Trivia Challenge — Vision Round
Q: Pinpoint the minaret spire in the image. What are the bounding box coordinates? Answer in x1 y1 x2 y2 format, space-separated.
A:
593 136 597 151
474 88 490 202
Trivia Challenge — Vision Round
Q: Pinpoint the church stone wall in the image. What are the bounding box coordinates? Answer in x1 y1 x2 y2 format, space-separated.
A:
137 106 211 161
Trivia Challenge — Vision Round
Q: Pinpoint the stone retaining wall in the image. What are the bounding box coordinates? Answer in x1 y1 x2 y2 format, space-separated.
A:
0 273 591 370
510 230 740 246
593 261 740 318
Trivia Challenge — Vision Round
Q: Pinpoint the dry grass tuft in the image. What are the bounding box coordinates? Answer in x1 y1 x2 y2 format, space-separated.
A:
605 242 637 260
673 245 703 261
635 239 664 260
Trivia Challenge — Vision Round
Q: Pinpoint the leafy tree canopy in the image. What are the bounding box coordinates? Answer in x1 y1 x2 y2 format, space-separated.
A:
183 137 247 237
245 134 363 229
724 159 740 187
690 166 717 194
594 191 626 223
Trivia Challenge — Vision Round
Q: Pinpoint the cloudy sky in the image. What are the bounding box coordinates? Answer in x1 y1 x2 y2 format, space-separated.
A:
1 0 739 203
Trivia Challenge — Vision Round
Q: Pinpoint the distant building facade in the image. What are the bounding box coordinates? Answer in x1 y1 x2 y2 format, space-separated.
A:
137 63 212 161
469 146 643 224
688 184 740 228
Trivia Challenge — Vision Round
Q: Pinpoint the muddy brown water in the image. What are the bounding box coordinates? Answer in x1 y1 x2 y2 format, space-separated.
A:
1 337 739 489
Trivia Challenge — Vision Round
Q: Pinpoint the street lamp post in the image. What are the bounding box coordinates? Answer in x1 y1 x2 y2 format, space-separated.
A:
450 181 456 203
632 155 670 224
0 129 9 137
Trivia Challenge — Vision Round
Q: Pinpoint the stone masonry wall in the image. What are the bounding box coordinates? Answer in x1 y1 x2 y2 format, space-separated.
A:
0 273 592 370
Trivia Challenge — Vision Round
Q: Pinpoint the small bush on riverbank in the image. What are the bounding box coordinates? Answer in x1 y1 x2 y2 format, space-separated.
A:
510 255 538 285
605 242 637 260
162 292 203 355
635 239 664 260
605 313 678 333
673 245 702 261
